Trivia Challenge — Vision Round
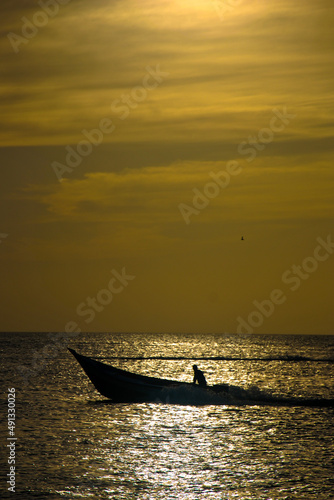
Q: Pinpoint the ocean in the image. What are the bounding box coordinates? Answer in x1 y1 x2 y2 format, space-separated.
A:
1 332 334 499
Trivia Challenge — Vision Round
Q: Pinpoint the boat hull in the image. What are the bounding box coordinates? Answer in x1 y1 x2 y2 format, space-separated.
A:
68 348 200 402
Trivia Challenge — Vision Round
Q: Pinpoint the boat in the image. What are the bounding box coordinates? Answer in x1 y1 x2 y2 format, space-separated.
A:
68 348 232 404
68 348 334 406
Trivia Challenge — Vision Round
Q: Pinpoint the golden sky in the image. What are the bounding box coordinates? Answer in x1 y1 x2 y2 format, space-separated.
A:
0 0 333 333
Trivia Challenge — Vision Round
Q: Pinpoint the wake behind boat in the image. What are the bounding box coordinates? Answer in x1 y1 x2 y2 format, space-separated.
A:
68 348 334 407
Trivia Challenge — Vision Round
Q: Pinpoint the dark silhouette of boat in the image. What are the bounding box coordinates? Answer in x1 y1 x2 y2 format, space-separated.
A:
68 348 334 406
68 348 235 404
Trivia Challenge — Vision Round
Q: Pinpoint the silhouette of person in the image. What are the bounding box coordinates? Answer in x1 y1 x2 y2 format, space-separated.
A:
193 365 207 387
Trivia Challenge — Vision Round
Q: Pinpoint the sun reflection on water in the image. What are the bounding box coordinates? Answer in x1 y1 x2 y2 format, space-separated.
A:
3 332 333 499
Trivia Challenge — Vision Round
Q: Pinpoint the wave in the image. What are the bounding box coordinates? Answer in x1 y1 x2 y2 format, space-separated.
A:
99 355 334 363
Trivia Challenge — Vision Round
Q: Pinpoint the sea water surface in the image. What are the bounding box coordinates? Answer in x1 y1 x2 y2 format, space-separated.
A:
1 332 334 499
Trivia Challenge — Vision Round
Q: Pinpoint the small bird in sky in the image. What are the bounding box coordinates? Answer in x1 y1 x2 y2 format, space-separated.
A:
241 236 244 240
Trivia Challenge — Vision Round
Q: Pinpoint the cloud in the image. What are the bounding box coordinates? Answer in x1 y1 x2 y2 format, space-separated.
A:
0 0 333 145
21 159 334 229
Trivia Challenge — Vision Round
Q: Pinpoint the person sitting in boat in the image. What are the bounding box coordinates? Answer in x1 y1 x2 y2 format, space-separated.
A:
193 365 207 387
